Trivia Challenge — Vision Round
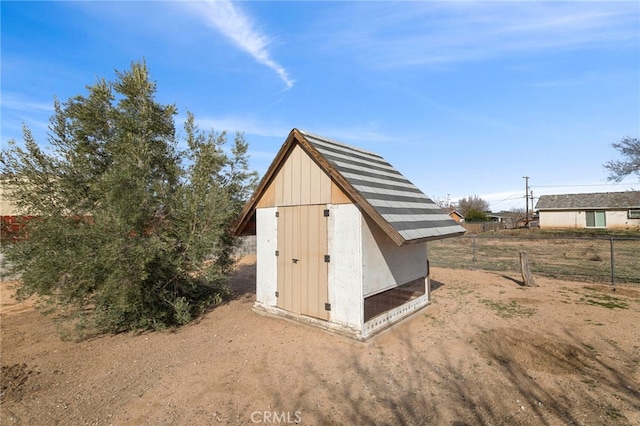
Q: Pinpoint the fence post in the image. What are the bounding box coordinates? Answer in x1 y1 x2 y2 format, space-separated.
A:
519 252 537 287
472 236 477 270
610 238 615 288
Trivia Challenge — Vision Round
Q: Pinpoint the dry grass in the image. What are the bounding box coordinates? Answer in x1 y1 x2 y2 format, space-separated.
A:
429 231 640 285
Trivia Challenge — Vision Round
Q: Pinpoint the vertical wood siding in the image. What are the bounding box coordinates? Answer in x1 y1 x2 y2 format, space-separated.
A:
257 144 349 208
277 205 329 320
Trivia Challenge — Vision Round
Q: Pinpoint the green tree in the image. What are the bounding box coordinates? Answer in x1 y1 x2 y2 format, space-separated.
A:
604 136 640 182
0 61 258 333
464 208 489 222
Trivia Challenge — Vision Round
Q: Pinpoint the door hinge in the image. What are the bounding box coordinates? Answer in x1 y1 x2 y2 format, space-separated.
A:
324 255 330 263
324 303 331 311
324 209 330 217
275 291 279 297
275 250 279 256
275 211 279 217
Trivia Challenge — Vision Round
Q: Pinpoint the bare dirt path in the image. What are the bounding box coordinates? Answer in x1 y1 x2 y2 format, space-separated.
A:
2 256 639 425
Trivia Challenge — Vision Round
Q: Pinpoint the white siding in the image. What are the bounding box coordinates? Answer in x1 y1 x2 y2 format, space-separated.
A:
255 207 278 307
327 203 363 331
539 209 640 230
607 210 640 229
361 215 427 297
539 211 585 229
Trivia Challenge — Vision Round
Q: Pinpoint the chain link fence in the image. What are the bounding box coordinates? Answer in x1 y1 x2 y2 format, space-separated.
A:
428 235 640 286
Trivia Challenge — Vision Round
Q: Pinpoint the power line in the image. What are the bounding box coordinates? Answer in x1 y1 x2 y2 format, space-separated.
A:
532 182 637 188
488 192 523 203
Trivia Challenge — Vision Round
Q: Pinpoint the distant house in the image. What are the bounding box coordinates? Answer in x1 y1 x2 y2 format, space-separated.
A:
486 212 519 229
536 191 640 230
448 210 464 223
233 129 465 340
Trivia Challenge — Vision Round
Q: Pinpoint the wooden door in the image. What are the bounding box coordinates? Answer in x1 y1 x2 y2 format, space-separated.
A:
277 205 329 320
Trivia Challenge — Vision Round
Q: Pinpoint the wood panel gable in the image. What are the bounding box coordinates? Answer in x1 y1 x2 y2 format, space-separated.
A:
256 144 349 208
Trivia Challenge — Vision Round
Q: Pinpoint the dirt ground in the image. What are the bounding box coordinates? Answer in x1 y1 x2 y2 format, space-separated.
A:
2 255 639 425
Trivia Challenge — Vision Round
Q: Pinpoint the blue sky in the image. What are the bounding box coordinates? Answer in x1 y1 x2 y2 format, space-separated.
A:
2 1 639 211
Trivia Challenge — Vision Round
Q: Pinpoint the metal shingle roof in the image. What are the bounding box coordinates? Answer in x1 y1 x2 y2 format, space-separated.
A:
536 191 640 210
299 130 465 243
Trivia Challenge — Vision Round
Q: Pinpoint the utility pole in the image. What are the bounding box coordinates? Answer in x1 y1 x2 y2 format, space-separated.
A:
523 176 530 227
530 190 534 224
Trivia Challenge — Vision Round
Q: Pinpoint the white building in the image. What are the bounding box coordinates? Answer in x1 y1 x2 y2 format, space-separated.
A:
536 191 640 230
233 129 464 340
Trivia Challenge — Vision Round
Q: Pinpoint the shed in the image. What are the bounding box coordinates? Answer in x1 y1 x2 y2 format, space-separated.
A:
536 191 640 230
233 129 465 339
448 210 465 223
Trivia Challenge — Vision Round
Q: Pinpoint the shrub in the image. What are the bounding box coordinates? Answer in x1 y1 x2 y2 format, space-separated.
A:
0 61 257 333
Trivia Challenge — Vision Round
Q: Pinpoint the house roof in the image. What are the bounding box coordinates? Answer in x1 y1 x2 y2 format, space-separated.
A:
536 191 640 211
233 128 465 245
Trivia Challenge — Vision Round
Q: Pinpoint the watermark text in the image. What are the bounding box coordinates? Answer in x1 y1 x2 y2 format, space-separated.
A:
250 411 302 424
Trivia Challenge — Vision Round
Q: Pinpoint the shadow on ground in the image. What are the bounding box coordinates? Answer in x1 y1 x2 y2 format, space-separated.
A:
227 261 256 300
242 275 640 425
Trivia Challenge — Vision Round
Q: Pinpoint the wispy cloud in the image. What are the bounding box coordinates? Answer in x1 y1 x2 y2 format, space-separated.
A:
313 2 639 68
185 0 294 89
1 93 54 113
1 93 54 142
187 114 290 139
186 115 397 146
308 125 398 145
532 71 632 88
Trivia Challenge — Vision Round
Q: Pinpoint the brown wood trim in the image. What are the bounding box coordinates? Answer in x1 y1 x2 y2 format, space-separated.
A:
232 130 299 236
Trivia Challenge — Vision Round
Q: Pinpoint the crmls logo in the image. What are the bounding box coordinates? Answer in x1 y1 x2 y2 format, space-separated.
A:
250 411 302 424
